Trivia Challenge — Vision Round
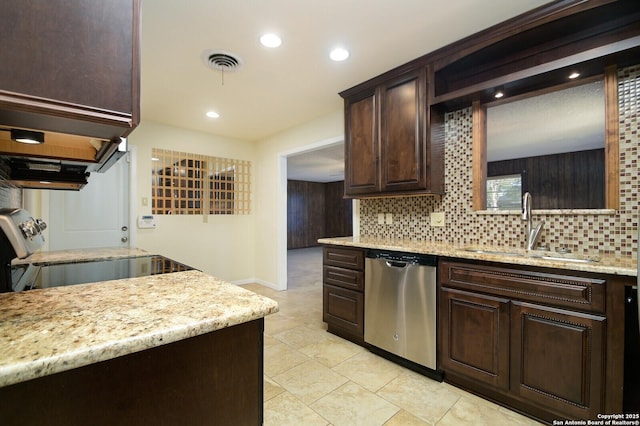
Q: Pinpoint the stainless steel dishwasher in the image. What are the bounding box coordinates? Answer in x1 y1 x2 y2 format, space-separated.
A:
364 250 438 371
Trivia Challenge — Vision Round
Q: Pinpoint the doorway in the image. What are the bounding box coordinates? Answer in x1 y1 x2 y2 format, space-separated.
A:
278 136 353 290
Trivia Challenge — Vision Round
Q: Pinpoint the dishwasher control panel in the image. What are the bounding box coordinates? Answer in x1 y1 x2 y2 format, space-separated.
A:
366 249 437 266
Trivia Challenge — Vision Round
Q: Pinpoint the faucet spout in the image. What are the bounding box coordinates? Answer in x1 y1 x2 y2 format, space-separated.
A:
527 220 545 250
522 192 544 250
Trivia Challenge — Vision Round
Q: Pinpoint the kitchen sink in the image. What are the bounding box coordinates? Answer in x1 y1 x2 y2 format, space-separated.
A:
461 248 520 256
532 254 600 263
461 247 600 263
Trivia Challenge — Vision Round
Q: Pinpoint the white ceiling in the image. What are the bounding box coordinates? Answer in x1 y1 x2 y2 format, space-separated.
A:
140 0 551 181
287 142 345 183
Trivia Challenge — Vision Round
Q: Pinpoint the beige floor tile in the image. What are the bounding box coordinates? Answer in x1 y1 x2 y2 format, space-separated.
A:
299 334 364 368
264 340 309 377
272 359 349 405
264 392 329 426
300 310 327 330
438 395 544 425
264 376 286 401
384 409 431 425
273 324 333 349
264 334 280 347
377 371 460 424
311 381 400 426
264 312 304 335
497 406 546 425
333 351 405 392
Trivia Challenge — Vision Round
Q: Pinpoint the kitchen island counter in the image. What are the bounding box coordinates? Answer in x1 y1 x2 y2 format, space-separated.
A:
0 260 278 425
0 269 278 387
319 236 636 276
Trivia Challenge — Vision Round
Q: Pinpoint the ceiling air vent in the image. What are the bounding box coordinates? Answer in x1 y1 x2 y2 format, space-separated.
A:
201 49 244 72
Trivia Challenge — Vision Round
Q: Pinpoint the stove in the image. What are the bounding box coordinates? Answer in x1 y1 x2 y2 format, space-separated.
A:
10 255 194 292
0 208 194 292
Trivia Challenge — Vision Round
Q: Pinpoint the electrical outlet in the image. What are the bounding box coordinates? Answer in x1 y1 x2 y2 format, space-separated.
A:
385 213 393 224
430 212 445 227
377 213 385 225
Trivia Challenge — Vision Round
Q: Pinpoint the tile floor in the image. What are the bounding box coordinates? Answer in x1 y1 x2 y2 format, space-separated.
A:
241 247 543 426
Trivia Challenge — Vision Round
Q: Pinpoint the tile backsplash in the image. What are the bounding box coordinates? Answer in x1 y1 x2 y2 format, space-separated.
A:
359 65 639 258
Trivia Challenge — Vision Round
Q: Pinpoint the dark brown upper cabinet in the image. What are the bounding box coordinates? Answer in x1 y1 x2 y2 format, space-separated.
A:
341 68 444 198
0 0 141 142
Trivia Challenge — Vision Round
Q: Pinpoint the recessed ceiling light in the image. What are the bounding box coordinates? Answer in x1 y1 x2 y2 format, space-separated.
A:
568 71 580 79
494 90 504 99
206 111 220 118
260 33 282 48
330 48 349 62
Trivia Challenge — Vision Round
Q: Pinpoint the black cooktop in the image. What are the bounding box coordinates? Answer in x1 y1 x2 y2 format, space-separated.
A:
10 255 195 292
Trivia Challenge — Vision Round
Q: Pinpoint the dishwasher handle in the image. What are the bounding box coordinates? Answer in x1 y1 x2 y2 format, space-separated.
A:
386 260 410 268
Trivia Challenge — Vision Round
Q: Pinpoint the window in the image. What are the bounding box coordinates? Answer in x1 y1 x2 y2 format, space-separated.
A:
152 148 251 215
486 174 522 210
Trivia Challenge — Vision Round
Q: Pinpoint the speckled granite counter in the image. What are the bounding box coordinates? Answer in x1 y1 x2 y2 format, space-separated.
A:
0 269 278 387
12 246 151 265
318 236 637 276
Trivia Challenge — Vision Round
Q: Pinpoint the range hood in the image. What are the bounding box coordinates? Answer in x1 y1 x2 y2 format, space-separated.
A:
0 126 126 190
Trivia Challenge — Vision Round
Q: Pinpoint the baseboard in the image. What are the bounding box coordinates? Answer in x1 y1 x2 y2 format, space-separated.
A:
231 278 279 290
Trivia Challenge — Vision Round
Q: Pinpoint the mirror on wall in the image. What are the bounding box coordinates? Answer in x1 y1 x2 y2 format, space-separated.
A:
472 66 619 212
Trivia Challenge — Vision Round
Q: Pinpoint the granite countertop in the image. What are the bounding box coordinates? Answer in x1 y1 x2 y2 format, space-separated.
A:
12 247 152 265
318 236 637 276
0 249 279 388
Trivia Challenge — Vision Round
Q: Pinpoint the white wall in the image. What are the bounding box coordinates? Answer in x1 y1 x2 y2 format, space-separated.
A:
27 111 343 287
253 110 343 290
130 121 258 283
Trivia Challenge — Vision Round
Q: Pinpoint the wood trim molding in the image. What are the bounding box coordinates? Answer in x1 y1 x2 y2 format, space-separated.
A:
472 101 487 211
604 65 620 210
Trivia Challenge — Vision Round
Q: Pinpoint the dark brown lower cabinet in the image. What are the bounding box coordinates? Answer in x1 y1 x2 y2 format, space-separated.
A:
511 302 605 420
322 246 365 344
0 319 264 426
440 288 510 391
323 284 364 336
439 259 614 424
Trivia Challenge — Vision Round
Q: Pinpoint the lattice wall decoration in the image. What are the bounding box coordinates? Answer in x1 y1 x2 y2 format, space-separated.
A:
151 148 251 215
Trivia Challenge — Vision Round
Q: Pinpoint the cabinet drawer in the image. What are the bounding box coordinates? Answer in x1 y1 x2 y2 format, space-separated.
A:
440 260 606 314
323 285 364 336
323 247 364 270
323 266 364 291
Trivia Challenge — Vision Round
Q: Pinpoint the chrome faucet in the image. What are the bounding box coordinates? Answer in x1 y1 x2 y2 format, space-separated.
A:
522 192 545 250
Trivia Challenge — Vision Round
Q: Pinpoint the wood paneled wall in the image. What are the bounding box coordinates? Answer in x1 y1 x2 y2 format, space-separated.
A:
325 181 353 239
488 148 605 209
287 180 352 249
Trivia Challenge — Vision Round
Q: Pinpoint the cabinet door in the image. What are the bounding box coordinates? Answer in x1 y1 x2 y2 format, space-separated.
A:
379 70 426 192
323 284 364 337
440 288 510 390
0 0 140 138
344 90 379 195
511 301 605 419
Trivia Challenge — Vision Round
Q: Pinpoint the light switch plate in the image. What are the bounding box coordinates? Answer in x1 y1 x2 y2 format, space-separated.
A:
385 213 393 224
377 213 385 225
430 212 445 227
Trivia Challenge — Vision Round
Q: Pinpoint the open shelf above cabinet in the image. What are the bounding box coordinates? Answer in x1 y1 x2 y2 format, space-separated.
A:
430 0 640 110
